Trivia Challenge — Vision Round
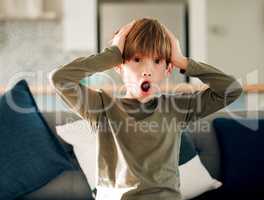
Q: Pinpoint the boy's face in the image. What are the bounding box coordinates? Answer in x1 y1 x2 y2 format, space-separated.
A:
114 54 172 100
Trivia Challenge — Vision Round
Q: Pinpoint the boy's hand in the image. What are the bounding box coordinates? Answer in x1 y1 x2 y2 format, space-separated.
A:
162 25 188 71
109 20 136 54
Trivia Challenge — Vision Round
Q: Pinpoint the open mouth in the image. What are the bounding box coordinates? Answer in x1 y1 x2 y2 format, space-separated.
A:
140 80 151 92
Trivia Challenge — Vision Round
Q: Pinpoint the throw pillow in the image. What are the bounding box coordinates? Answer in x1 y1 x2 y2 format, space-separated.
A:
213 117 264 195
56 119 97 190
0 79 74 200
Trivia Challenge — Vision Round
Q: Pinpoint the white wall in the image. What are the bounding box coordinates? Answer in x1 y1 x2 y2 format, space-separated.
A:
207 0 264 83
63 0 97 52
188 0 208 62
207 0 264 111
187 0 208 84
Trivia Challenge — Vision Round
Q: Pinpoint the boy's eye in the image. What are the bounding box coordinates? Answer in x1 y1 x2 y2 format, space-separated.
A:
155 59 161 64
134 57 141 62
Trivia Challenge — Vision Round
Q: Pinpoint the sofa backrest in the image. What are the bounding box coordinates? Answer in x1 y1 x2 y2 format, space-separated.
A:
186 110 263 180
41 109 264 181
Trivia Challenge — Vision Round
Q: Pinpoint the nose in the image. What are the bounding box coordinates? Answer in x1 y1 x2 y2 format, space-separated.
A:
141 65 152 77
142 72 151 77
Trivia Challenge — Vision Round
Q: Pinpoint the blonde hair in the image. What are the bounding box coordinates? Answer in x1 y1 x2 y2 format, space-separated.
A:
122 18 172 67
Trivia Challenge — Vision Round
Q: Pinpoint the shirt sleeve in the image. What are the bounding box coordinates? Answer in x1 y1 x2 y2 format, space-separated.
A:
48 45 123 129
170 58 243 124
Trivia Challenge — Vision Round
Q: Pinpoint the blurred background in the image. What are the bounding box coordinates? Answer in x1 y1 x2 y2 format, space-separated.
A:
0 0 263 112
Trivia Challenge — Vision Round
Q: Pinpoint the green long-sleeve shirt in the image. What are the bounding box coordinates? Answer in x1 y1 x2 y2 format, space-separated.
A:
48 45 243 200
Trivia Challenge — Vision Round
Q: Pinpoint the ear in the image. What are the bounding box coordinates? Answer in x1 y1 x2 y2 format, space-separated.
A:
165 63 173 76
114 63 122 74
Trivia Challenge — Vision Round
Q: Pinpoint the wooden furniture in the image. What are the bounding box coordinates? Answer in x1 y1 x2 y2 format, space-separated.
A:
1 84 264 95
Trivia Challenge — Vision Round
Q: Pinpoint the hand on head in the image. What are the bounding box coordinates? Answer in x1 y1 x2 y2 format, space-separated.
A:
162 24 187 70
109 20 136 54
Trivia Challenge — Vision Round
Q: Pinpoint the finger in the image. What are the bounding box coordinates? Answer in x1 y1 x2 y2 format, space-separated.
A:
126 19 136 27
114 29 120 35
113 20 135 40
122 20 136 33
163 24 171 33
162 24 173 37
118 23 131 33
162 24 168 32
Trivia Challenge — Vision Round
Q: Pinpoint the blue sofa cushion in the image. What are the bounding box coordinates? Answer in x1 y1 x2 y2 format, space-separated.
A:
213 117 264 194
0 79 74 200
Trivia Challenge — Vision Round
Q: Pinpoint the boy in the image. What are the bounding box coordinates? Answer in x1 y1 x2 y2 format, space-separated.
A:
48 18 243 200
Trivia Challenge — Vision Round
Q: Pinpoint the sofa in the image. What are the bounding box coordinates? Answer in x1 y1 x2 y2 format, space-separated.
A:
15 109 264 200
